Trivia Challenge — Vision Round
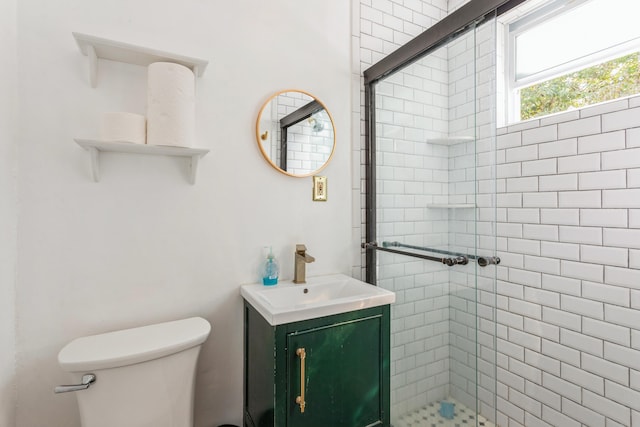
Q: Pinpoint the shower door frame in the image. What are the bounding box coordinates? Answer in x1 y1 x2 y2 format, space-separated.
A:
362 0 525 284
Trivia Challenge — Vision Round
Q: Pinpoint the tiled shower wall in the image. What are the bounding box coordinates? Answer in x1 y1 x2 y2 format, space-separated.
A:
494 99 640 427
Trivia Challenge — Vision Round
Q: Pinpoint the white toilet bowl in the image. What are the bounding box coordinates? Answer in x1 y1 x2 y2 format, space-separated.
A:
57 317 211 427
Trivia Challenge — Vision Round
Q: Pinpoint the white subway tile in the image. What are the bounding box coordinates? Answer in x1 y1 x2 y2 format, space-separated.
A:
562 365 605 397
510 388 542 418
542 274 581 296
559 225 602 245
525 255 560 275
630 210 640 228
522 125 558 145
508 208 540 224
508 238 541 255
542 373 582 405
562 399 606 427
627 127 640 148
523 192 558 208
497 162 521 178
509 328 542 351
561 260 604 282
578 130 626 154
541 110 580 126
540 209 579 225
542 307 581 331
582 353 630 386
541 241 580 260
497 222 523 238
497 132 522 149
631 370 640 391
539 174 578 191
525 287 560 308
557 153 601 173
604 228 640 249
606 266 640 289
525 376 561 409
605 378 640 411
579 170 627 190
498 337 525 360
631 249 640 269
506 145 538 163
498 280 524 298
542 338 580 365
498 192 523 207
558 190 601 208
510 357 542 383
602 106 640 132
510 298 542 320
522 158 557 176
523 224 559 241
632 290 640 309
497 251 524 268
580 209 627 228
580 99 629 118
509 268 542 287
558 116 602 139
508 119 541 133
605 342 640 371
605 304 640 330
542 405 580 427
561 293 604 319
561 329 604 358
506 176 538 192
524 320 560 344
602 147 640 170
538 138 578 159
582 281 630 307
582 390 630 426
629 169 640 188
583 317 631 347
581 245 628 267
603 189 640 208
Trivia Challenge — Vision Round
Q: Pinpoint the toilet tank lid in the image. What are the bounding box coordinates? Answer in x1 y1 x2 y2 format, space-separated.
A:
58 317 211 372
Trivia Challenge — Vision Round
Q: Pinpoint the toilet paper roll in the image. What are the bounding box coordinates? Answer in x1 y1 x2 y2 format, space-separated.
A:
100 112 146 144
146 62 195 147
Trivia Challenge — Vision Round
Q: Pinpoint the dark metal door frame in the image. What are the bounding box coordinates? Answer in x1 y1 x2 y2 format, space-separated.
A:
363 0 525 284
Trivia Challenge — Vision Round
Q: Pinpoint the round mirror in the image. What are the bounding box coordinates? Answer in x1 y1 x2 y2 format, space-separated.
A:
256 90 335 177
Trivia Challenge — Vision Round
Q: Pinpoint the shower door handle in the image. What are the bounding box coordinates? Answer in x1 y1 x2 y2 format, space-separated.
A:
54 374 96 393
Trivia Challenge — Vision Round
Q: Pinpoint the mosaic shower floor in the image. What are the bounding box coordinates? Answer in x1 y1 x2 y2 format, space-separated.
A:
394 398 495 427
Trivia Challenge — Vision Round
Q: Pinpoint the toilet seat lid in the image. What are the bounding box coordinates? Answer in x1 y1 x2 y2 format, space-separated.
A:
58 317 211 372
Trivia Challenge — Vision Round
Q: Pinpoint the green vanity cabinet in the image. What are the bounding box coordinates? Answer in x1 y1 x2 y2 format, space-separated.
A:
243 302 390 427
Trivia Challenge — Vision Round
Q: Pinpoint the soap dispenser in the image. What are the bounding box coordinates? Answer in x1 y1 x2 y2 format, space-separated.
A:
262 247 279 286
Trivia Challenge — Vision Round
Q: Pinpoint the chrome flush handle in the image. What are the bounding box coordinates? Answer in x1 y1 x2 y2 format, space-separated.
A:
54 374 96 393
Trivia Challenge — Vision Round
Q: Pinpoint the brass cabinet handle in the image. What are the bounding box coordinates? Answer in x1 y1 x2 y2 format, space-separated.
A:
295 348 306 413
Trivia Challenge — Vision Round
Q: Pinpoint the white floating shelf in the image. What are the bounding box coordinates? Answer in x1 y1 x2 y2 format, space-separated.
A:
426 204 476 209
75 139 209 184
426 136 474 145
73 32 208 87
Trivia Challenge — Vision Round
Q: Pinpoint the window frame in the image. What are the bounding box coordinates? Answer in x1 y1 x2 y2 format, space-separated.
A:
503 0 640 123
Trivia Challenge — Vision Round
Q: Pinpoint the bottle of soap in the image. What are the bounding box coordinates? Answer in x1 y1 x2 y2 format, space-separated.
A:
262 247 279 286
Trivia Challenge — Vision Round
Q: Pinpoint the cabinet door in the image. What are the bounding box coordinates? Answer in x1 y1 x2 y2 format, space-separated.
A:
287 315 384 427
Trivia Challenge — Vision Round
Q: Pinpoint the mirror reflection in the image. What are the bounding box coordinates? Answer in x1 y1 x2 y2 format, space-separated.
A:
256 90 335 177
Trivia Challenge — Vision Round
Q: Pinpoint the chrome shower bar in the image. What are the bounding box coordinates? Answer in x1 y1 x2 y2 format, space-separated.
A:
361 242 468 267
383 241 500 267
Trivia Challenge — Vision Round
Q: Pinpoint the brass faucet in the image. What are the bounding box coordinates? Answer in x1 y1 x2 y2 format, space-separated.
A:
293 244 315 284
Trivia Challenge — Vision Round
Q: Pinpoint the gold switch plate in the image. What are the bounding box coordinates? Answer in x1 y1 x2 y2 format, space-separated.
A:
312 176 327 201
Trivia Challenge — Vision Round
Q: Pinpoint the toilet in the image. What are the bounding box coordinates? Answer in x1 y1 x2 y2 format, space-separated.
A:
56 317 211 427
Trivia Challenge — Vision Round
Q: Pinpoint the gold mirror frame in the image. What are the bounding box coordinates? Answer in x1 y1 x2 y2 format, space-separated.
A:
255 89 336 177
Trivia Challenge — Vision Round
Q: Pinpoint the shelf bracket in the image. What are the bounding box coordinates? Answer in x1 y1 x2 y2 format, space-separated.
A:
189 155 200 185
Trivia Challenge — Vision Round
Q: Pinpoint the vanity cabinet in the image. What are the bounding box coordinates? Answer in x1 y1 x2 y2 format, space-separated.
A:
243 302 390 427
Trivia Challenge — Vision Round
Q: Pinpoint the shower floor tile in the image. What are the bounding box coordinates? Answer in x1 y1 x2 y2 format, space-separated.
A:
394 398 495 427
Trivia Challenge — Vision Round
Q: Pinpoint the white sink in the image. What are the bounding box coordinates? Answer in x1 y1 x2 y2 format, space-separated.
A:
240 273 396 325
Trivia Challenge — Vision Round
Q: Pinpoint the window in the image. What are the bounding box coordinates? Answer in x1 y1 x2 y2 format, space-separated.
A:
501 0 640 123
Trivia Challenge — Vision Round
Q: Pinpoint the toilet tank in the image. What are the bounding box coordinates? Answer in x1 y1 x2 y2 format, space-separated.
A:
57 317 211 427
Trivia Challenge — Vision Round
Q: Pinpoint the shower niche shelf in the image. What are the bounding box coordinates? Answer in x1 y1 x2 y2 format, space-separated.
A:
426 203 476 209
73 32 208 87
426 136 474 145
74 139 209 184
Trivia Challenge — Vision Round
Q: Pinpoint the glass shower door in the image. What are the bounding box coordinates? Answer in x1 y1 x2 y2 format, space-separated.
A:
365 16 498 427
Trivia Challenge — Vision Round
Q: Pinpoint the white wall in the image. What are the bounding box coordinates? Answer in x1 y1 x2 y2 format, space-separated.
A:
14 1 351 426
0 0 17 424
